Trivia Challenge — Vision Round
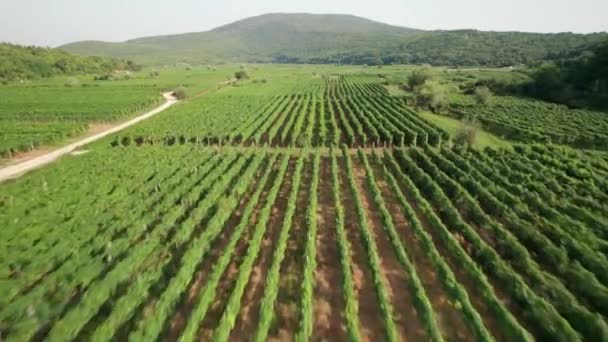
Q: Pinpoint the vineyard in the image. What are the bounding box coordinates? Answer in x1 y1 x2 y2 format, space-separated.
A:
113 73 449 148
449 94 608 149
0 67 228 159
1 66 608 341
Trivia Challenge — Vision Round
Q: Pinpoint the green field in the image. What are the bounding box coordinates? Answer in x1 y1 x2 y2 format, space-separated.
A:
1 64 608 341
0 67 231 158
447 93 608 149
417 110 513 149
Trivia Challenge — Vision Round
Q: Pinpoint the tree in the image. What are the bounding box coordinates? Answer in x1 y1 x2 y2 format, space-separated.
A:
454 119 479 147
125 60 142 72
520 39 608 109
407 66 435 89
234 70 249 80
172 86 188 100
473 86 493 105
0 43 137 81
413 80 447 112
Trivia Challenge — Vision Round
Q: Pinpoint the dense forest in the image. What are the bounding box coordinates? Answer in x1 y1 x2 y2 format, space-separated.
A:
522 40 608 109
465 39 608 110
0 43 140 82
281 31 608 67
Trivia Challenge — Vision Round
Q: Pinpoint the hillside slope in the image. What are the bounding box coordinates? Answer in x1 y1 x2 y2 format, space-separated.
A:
60 13 608 66
0 43 139 81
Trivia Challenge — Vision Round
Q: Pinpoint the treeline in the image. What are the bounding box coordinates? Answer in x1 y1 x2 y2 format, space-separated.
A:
466 39 608 110
272 31 608 67
403 30 606 67
520 39 608 110
0 43 141 82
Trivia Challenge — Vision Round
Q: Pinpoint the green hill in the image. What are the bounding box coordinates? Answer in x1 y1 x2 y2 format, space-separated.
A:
60 13 607 66
0 43 140 81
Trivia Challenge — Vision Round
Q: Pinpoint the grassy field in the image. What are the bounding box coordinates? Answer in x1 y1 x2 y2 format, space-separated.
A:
418 110 514 150
1 64 608 341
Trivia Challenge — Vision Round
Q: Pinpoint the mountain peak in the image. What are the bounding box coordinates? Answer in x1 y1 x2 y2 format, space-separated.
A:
59 12 607 67
210 13 417 34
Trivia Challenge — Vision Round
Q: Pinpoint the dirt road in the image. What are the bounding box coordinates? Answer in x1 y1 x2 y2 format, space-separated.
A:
0 92 179 183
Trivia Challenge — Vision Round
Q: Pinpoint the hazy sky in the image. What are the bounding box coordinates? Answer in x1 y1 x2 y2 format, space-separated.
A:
1 0 607 47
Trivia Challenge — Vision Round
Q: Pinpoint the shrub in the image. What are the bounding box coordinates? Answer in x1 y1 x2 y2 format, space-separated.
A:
172 86 188 100
413 80 448 112
64 77 80 87
454 119 480 147
474 86 493 105
94 74 111 81
234 70 249 80
121 136 132 146
407 66 435 89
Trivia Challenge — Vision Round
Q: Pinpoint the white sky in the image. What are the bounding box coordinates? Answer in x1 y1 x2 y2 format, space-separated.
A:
1 0 607 47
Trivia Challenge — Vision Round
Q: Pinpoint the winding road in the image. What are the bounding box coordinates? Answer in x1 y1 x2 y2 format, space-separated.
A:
0 92 179 183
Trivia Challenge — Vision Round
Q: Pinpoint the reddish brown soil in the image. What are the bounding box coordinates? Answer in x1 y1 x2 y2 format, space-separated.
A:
385 155 516 341
370 159 473 341
164 158 275 341
229 157 296 339
194 161 281 340
337 157 386 342
312 157 348 341
267 157 311 341
351 156 427 341
454 203 545 340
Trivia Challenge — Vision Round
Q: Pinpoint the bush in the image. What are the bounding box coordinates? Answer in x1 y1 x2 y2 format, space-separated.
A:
474 86 493 105
64 77 80 87
172 86 188 100
454 120 480 147
413 80 448 112
94 74 111 81
407 67 435 89
234 70 249 80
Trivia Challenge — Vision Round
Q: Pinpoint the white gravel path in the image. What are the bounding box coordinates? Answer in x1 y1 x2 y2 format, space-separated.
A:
0 92 179 183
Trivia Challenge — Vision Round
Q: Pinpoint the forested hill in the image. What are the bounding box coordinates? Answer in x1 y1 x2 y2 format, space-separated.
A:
516 40 608 110
0 43 139 82
60 13 607 67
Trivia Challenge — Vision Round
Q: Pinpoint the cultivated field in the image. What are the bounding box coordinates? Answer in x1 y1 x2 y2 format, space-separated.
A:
1 65 607 341
0 68 228 159
449 94 608 149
